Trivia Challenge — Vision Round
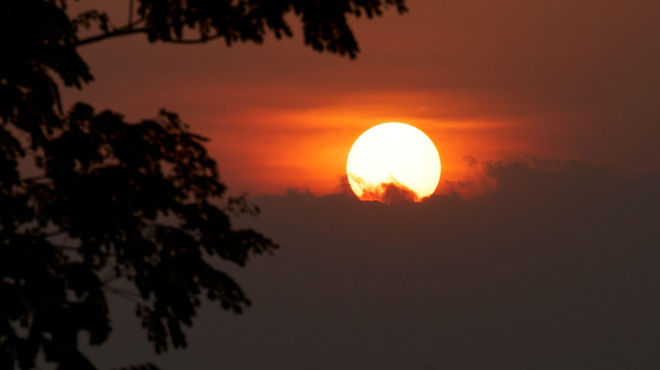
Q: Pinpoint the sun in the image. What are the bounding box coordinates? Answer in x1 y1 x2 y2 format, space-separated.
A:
346 122 441 202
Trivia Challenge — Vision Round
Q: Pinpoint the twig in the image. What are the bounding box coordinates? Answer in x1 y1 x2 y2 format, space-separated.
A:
161 34 225 44
54 245 78 251
104 286 142 304
76 25 223 48
76 26 148 47
129 0 135 29
45 230 67 237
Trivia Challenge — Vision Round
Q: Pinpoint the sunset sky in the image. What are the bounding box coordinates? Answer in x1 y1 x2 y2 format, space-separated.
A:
58 0 660 369
65 0 660 196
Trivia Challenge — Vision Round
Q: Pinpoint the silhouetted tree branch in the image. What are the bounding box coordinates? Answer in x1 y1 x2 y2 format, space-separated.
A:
0 1 407 369
75 27 230 48
75 26 149 48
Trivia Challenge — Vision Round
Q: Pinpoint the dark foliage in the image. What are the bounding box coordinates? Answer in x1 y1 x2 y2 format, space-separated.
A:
1 102 279 370
0 0 406 369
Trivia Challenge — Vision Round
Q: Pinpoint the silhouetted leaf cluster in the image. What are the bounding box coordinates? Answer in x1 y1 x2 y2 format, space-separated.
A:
1 103 279 369
97 0 407 57
0 0 406 369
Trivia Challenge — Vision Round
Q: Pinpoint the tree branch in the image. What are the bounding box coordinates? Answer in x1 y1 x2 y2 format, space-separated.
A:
104 286 142 304
101 264 127 285
20 175 48 182
75 24 225 48
75 26 149 47
54 245 78 251
104 285 141 298
46 231 67 237
128 0 135 29
160 34 225 44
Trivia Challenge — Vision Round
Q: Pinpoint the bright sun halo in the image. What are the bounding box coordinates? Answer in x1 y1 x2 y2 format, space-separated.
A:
346 122 441 202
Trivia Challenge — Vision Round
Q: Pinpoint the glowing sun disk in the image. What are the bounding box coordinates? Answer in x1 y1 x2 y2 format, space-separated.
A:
346 122 441 202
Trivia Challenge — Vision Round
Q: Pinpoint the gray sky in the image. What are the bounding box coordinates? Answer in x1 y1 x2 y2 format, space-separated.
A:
81 157 660 369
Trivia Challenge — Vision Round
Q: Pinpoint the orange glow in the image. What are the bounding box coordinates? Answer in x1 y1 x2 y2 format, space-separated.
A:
131 84 525 196
346 123 441 202
189 90 520 196
62 0 660 198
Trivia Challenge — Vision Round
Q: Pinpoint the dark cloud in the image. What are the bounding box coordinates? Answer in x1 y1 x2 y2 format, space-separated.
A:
86 158 660 369
347 174 419 203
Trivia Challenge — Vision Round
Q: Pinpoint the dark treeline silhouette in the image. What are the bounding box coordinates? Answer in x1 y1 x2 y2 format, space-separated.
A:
0 1 406 369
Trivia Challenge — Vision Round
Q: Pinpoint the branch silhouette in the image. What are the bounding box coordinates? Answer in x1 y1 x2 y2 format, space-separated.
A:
0 1 407 369
75 25 148 48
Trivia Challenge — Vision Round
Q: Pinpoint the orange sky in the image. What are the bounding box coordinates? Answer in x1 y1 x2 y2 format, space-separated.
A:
63 0 660 196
